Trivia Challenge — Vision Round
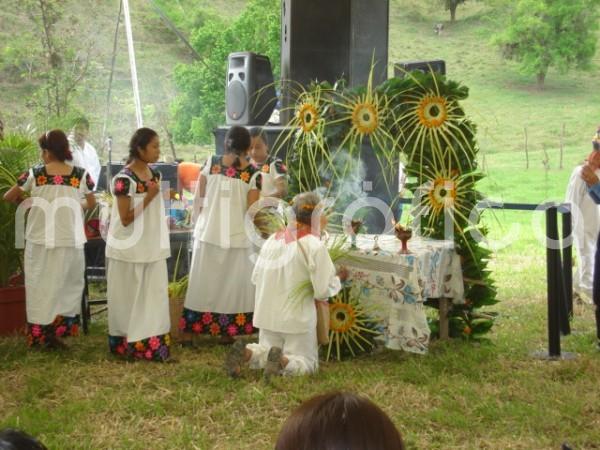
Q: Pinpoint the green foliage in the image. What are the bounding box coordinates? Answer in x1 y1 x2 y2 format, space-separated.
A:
0 0 97 123
0 134 39 286
172 0 280 144
493 0 600 87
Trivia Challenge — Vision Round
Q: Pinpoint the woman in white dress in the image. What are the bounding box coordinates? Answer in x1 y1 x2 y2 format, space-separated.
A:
225 192 341 378
3 129 96 349
106 128 172 361
180 126 262 343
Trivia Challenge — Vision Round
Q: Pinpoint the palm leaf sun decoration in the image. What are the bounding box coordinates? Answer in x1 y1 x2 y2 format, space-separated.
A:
328 66 397 186
326 286 379 362
394 70 476 174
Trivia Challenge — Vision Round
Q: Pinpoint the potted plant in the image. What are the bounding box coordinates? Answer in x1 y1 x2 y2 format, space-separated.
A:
0 132 39 335
168 246 188 342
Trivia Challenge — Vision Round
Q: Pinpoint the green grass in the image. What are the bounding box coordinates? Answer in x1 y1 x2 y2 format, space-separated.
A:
1 300 599 450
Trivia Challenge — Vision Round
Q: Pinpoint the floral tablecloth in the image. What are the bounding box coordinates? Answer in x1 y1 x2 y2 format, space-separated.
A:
332 234 464 355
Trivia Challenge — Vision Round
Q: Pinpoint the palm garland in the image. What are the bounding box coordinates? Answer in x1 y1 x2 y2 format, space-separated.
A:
276 69 497 341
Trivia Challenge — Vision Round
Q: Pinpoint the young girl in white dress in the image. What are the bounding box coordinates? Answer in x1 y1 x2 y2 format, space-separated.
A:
180 126 262 343
225 192 341 378
3 130 96 349
249 127 287 199
106 128 172 361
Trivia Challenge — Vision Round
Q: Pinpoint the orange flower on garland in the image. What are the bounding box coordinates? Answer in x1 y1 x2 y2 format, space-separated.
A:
240 171 250 183
261 164 270 173
137 183 146 193
37 175 47 186
70 177 80 188
134 341 145 351
211 165 221 175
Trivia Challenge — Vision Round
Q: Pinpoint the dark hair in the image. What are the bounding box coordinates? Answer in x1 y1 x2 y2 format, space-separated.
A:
72 116 90 130
275 391 405 450
0 429 48 450
593 140 600 151
38 129 72 162
249 126 269 147
224 126 251 168
128 127 158 163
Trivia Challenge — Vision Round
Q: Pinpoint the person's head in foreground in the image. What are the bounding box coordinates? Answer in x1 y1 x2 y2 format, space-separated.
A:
0 429 47 450
275 391 405 450
290 192 328 235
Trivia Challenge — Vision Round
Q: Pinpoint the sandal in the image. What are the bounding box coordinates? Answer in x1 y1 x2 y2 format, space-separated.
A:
263 346 283 381
224 340 247 378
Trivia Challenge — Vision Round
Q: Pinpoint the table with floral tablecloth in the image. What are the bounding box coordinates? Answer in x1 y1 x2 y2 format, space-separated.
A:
331 234 464 354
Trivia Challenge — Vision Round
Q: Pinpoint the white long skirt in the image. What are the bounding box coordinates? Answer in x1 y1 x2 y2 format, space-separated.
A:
106 258 170 343
184 241 255 314
24 242 84 325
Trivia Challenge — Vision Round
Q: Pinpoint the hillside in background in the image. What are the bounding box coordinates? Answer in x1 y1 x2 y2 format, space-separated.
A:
1 0 599 204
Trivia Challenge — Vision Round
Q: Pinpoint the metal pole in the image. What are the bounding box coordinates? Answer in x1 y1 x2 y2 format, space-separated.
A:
546 207 561 357
101 0 123 151
556 244 571 336
122 0 143 127
106 136 113 190
561 208 573 318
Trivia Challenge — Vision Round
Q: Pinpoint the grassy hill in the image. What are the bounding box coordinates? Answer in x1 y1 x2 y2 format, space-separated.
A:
2 0 598 200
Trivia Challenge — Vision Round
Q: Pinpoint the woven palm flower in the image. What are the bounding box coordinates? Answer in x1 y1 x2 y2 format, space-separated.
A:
279 84 338 192
428 176 457 214
326 287 380 362
329 66 395 177
297 101 319 133
417 95 448 129
393 71 475 171
351 102 379 135
412 150 475 233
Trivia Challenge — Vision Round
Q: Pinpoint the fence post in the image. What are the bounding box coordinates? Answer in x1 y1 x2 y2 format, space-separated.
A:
546 207 561 357
561 206 573 319
559 123 565 170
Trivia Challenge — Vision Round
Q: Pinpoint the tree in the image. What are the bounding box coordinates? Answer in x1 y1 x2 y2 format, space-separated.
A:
443 0 468 21
494 0 600 88
171 0 280 144
0 0 97 122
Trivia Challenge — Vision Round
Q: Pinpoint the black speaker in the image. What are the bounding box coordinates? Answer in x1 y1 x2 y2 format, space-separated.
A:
226 52 277 126
394 60 446 78
280 0 389 123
